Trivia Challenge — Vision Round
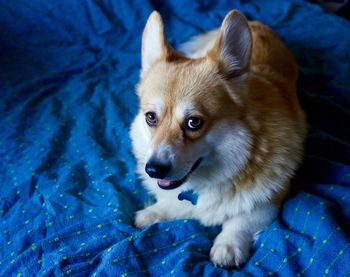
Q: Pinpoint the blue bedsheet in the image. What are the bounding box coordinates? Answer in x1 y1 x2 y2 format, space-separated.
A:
1 0 350 276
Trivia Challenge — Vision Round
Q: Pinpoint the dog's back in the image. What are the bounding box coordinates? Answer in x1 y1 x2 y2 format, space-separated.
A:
250 23 304 116
250 22 298 82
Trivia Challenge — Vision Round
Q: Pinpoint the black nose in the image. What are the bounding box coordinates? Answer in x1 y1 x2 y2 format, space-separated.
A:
145 161 171 179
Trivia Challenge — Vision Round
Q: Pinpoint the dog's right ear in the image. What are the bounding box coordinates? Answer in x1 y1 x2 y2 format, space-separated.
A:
141 11 168 78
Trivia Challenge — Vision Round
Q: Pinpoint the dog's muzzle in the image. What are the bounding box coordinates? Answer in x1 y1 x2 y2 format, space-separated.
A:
156 158 202 190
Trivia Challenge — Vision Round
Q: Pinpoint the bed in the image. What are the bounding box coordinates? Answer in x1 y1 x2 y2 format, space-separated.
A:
1 0 350 276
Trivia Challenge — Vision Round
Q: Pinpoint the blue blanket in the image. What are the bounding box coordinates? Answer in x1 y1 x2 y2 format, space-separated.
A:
1 0 350 276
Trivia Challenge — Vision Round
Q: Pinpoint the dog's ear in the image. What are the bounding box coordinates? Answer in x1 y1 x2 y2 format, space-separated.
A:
141 11 168 77
208 10 252 78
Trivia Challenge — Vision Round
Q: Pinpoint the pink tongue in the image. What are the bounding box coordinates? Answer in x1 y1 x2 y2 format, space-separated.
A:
158 179 172 187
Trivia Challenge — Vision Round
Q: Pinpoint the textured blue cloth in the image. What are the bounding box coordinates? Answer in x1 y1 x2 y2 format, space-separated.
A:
1 0 350 276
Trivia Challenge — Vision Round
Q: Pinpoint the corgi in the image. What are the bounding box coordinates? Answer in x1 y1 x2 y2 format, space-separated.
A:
130 10 306 267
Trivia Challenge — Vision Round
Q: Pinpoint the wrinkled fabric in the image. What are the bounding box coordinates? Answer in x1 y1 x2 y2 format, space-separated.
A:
0 0 350 276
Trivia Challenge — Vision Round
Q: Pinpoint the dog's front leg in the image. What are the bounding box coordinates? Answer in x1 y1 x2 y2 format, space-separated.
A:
210 204 278 267
134 202 167 228
134 200 192 228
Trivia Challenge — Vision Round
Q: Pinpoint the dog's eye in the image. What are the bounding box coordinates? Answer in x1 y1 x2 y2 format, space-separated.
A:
186 117 203 131
145 112 158 127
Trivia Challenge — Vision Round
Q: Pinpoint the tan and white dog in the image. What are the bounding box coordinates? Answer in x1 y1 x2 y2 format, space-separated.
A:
130 10 306 267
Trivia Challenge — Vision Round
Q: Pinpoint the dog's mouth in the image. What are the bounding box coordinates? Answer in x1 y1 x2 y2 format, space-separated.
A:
157 158 202 190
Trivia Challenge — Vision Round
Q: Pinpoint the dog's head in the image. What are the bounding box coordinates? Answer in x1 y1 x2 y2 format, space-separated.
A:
135 10 252 190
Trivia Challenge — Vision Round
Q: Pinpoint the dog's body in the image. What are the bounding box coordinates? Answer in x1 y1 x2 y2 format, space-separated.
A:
130 10 306 267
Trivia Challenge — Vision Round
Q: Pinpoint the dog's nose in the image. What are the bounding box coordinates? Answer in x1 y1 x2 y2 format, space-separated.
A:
145 161 171 179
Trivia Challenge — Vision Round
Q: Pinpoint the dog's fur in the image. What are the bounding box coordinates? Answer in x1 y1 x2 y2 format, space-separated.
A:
130 10 306 267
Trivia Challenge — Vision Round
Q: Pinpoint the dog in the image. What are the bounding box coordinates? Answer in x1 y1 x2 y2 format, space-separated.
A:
130 10 306 267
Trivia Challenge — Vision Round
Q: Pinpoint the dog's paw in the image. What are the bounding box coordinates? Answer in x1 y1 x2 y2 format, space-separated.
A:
134 208 164 228
210 243 249 268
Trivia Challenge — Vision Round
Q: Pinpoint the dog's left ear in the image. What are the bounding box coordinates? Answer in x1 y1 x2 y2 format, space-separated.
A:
208 10 252 78
141 11 169 78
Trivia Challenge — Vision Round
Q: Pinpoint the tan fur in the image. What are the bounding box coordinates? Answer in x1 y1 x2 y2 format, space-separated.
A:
233 22 306 192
